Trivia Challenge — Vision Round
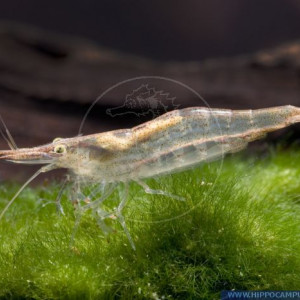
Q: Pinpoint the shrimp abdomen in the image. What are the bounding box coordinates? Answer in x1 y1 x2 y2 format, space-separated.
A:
128 105 300 178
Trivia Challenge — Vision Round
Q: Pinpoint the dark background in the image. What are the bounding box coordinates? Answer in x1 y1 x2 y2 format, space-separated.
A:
1 0 300 61
0 0 300 181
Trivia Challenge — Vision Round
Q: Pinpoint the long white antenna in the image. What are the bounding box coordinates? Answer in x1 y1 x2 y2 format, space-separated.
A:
0 115 17 150
0 165 52 220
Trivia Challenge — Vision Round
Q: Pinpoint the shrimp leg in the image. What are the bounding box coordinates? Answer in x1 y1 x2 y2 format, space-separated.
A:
136 180 185 201
83 183 118 233
70 182 117 245
81 183 118 211
55 175 70 215
115 182 136 250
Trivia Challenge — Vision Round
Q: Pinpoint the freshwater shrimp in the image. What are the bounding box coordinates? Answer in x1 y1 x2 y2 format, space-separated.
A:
1 105 300 249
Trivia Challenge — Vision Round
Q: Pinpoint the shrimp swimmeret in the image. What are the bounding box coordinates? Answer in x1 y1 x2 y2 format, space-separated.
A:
1 105 300 249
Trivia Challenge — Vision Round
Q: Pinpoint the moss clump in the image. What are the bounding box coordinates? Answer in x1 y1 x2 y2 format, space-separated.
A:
1 147 300 299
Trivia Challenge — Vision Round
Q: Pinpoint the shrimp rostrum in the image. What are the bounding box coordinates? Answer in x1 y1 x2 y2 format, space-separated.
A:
1 105 300 249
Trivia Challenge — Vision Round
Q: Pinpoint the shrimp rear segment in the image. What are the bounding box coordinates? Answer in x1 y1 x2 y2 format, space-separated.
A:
124 105 300 178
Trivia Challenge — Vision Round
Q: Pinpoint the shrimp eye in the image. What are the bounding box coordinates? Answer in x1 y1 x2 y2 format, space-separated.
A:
53 137 62 143
54 145 66 154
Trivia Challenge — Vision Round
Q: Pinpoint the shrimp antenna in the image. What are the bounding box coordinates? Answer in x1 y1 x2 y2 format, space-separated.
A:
0 115 17 150
0 165 50 220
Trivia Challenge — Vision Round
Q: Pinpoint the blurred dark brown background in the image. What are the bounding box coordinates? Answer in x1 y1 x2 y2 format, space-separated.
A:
0 0 300 181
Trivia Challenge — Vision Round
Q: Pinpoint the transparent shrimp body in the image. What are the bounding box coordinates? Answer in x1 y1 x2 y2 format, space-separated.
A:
1 105 300 249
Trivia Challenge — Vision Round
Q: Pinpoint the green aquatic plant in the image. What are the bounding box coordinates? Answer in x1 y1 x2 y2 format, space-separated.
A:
1 147 300 299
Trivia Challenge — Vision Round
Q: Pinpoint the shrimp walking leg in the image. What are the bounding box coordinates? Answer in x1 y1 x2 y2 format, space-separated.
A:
81 183 117 211
55 176 70 215
136 180 185 201
115 183 136 250
82 183 118 234
70 183 117 245
93 208 115 234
